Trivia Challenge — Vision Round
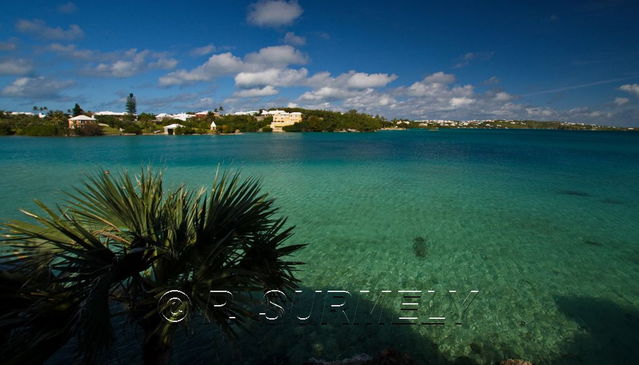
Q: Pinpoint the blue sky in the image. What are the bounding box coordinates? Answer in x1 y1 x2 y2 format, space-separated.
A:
1 0 638 125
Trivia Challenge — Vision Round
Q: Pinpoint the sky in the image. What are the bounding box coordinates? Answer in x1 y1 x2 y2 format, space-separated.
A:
0 0 638 125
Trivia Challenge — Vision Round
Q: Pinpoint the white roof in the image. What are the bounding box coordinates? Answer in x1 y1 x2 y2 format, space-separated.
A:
94 111 127 116
164 123 184 129
69 115 96 121
210 121 217 128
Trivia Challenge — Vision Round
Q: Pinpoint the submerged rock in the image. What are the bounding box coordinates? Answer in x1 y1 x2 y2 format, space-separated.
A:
304 349 416 365
582 239 603 247
558 190 592 197
500 360 533 365
412 236 427 258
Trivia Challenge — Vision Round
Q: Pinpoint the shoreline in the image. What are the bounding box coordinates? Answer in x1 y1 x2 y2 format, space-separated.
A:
1 127 637 138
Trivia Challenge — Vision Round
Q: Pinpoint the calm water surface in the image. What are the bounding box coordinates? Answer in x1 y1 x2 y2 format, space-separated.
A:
1 130 638 364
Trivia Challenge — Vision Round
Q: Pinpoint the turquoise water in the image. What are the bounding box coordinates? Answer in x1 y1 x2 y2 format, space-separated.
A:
1 130 638 364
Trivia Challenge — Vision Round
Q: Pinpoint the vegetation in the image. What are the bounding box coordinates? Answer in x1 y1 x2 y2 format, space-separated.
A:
1 107 635 137
278 108 390 132
126 93 137 115
215 114 269 133
72 103 84 117
405 119 633 131
0 168 306 364
0 110 69 136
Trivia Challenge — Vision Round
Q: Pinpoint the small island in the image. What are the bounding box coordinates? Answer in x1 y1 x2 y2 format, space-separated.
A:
1 103 636 137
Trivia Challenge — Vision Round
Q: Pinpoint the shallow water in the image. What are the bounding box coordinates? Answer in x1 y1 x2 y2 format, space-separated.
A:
1 130 638 364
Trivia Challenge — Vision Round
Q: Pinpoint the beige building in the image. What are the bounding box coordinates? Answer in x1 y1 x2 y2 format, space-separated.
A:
270 112 302 132
68 115 96 129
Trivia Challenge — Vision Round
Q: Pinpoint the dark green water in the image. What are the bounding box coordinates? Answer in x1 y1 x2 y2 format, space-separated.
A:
1 130 638 364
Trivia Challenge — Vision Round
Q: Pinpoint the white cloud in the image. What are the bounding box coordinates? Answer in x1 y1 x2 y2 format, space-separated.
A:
345 72 397 89
191 44 216 56
244 45 307 66
1 76 73 99
16 19 83 40
247 0 303 27
284 32 306 46
160 45 306 86
57 2 77 14
494 91 513 102
0 58 33 75
233 85 279 98
620 84 639 97
0 41 17 51
159 52 244 86
299 87 357 101
235 68 308 88
94 49 177 77
48 43 94 59
424 71 456 84
614 97 629 106
450 97 475 108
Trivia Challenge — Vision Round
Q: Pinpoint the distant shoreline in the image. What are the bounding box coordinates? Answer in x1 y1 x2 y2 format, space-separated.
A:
2 127 637 138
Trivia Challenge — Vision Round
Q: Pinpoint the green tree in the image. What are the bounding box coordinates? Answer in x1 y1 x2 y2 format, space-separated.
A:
72 103 84 117
0 169 306 364
126 93 137 115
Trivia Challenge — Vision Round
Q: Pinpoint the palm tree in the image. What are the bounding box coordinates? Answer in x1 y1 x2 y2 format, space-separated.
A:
0 168 306 364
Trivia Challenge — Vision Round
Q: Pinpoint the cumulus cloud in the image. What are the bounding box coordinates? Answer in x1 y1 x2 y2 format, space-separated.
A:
284 32 306 46
294 70 398 104
235 68 308 88
160 52 244 86
0 58 33 75
16 19 83 40
93 49 177 77
48 43 94 59
191 44 216 56
620 84 639 97
247 0 303 27
1 76 73 99
47 44 178 77
233 85 279 98
244 45 307 66
345 72 398 89
57 2 77 14
299 87 357 101
160 45 307 86
494 91 513 102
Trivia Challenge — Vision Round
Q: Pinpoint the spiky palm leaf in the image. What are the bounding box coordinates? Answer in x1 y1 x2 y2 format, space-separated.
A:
0 168 306 364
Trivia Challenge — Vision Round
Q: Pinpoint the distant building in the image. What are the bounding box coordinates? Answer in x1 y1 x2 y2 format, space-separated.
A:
232 111 259 116
210 120 217 130
68 115 96 129
94 111 127 116
195 110 220 118
270 112 302 132
261 109 286 116
163 123 184 135
156 113 195 122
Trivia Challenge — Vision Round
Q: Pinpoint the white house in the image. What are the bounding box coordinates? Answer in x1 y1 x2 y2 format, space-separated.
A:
94 111 127 116
68 115 96 129
210 121 217 130
261 109 287 116
163 123 184 135
156 113 195 122
232 111 259 116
